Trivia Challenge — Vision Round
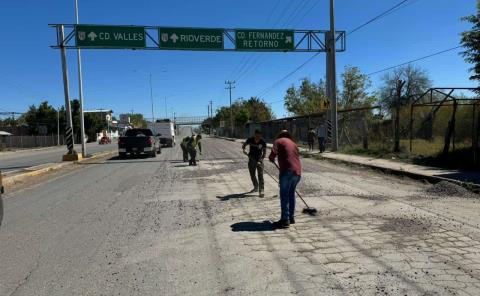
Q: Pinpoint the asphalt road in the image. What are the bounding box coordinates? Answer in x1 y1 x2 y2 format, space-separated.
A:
0 142 117 173
1 137 480 295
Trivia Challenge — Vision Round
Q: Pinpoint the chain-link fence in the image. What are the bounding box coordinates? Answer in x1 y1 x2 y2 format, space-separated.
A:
217 112 328 144
215 88 479 169
0 135 66 150
408 88 480 167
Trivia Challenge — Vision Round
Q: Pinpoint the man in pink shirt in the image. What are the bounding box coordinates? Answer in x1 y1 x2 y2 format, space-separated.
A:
269 130 302 229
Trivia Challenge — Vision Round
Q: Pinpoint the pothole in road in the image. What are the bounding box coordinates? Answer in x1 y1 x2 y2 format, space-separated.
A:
137 199 231 233
377 216 434 235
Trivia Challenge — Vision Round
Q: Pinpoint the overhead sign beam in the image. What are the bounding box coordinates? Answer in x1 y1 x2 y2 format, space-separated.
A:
50 24 346 52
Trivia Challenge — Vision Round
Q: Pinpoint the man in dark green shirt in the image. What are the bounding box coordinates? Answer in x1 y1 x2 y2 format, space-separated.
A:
187 134 202 166
242 130 267 197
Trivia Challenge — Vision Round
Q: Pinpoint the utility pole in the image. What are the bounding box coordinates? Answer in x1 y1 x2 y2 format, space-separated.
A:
149 73 155 123
59 25 77 158
164 96 168 119
225 81 235 136
328 0 339 151
74 0 87 158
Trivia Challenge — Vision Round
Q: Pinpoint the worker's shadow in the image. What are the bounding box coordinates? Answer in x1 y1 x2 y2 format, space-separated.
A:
216 191 253 201
230 221 274 232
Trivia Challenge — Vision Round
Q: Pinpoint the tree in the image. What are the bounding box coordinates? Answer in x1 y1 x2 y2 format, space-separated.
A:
24 101 64 135
129 114 147 128
211 97 274 129
242 97 275 122
340 66 374 109
378 64 431 111
284 78 329 116
378 65 431 152
460 1 480 87
84 113 107 141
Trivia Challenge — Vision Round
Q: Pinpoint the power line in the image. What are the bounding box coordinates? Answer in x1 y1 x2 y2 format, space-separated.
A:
281 0 311 28
257 52 321 99
347 0 409 36
254 0 420 100
235 0 313 83
292 0 321 28
367 45 463 76
265 0 282 25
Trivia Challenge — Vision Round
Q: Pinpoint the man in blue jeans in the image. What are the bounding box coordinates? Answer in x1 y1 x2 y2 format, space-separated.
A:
269 130 302 229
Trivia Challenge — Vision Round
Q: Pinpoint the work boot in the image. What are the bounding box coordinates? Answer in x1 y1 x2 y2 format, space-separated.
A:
259 189 264 198
289 218 295 224
272 220 289 229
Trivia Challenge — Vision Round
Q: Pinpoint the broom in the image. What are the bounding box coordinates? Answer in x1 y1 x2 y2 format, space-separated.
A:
270 162 318 215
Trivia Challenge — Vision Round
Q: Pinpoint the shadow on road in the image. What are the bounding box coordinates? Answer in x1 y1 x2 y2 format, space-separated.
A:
77 156 176 165
231 221 274 232
173 164 191 168
216 191 253 201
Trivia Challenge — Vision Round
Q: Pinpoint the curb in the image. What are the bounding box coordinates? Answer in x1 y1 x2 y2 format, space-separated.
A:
310 153 480 194
3 149 117 188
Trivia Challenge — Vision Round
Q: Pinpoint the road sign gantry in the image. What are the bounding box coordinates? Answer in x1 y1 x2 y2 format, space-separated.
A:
50 24 346 52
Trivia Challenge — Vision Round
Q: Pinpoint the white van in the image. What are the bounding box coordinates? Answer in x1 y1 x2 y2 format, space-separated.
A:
147 120 175 147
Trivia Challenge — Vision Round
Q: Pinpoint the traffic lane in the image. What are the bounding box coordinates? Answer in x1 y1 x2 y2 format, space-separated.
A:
0 142 117 173
0 142 241 296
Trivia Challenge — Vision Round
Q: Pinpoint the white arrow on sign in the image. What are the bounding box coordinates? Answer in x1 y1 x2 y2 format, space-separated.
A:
285 36 292 44
88 32 98 41
170 33 179 43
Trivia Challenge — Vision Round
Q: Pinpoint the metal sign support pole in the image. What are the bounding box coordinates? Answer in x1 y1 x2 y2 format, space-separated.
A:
75 0 87 157
329 0 339 151
59 25 76 155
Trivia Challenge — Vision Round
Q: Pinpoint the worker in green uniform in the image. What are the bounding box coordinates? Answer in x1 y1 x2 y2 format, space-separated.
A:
243 129 267 197
187 134 202 166
180 136 191 162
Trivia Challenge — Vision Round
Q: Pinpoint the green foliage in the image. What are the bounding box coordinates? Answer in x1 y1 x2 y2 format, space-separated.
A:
24 101 65 135
340 66 374 109
84 113 107 141
129 113 147 128
21 100 109 141
284 78 328 116
212 97 274 128
460 1 480 86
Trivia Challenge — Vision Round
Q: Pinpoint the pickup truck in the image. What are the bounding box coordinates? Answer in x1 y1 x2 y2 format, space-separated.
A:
118 128 161 158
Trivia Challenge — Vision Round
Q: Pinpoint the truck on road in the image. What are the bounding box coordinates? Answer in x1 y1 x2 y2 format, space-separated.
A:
118 128 161 158
148 120 175 147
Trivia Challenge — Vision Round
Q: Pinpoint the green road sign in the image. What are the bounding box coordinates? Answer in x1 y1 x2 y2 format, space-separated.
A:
235 29 294 51
159 28 223 50
75 25 146 48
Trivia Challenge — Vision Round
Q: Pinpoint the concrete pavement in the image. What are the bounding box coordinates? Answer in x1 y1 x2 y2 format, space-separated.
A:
1 137 480 295
0 142 117 174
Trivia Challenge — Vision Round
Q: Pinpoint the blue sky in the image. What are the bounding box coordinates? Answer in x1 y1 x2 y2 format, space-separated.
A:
0 0 475 119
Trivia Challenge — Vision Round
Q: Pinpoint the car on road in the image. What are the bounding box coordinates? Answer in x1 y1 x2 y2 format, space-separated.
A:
98 136 111 145
118 128 160 158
